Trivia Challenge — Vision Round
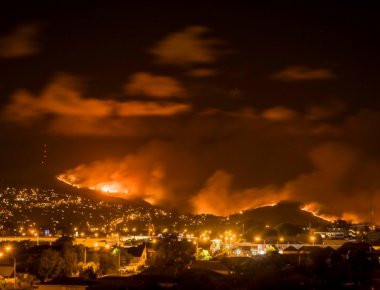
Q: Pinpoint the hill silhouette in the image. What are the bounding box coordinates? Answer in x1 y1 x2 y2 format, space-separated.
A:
230 201 330 227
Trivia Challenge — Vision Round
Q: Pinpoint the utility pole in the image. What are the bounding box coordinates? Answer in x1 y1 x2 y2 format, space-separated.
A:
370 205 375 230
118 248 121 276
84 247 87 264
195 238 199 260
14 257 16 289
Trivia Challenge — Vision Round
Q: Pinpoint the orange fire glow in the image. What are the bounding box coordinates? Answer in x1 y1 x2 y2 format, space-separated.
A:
90 183 129 194
57 174 130 196
56 157 165 205
301 204 360 224
301 203 338 222
57 165 363 222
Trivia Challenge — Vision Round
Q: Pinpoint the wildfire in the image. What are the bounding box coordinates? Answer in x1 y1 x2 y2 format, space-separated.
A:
301 203 337 222
90 183 129 194
57 174 80 188
57 174 130 196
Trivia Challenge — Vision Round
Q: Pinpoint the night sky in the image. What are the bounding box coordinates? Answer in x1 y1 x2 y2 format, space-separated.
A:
1 1 379 221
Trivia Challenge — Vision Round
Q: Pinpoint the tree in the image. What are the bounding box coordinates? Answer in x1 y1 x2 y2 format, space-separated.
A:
62 246 78 276
54 236 74 249
154 236 194 268
275 223 303 237
198 249 212 261
333 219 351 230
98 251 118 275
38 249 65 281
80 262 98 280
53 236 78 276
263 228 278 240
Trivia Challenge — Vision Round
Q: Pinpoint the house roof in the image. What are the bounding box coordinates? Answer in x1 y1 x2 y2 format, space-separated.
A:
189 261 230 274
283 246 298 252
0 266 13 277
137 267 178 283
126 243 145 257
323 246 335 253
298 246 321 252
337 242 374 254
40 277 96 285
139 266 178 278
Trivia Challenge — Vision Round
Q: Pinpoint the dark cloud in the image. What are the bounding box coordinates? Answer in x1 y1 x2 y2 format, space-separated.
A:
150 26 221 65
305 100 346 121
187 68 218 77
0 23 41 58
261 106 298 121
271 66 336 81
124 72 185 98
2 74 191 135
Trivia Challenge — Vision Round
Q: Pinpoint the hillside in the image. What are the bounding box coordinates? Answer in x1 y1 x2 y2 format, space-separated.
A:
231 201 330 228
0 185 331 237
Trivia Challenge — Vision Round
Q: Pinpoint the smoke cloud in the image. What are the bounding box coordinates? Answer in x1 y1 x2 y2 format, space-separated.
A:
151 26 221 65
3 75 191 135
2 24 378 224
0 23 41 58
271 66 336 81
125 72 185 98
57 109 380 223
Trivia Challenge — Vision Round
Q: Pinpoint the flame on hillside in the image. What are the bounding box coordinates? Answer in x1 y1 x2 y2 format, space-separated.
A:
301 203 339 223
56 150 368 223
58 168 362 223
56 155 165 205
57 174 130 195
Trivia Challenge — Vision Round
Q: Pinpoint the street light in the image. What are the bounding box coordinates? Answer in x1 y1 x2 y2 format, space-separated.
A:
310 236 316 246
0 246 16 289
29 229 39 246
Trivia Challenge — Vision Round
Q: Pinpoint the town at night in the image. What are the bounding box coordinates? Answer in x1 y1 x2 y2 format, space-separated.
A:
0 1 380 289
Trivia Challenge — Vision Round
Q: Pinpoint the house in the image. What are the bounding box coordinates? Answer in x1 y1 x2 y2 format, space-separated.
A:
0 265 13 278
36 284 88 290
138 266 178 288
231 245 252 257
298 246 321 254
123 243 147 273
0 265 16 288
367 231 380 243
35 277 96 290
188 261 230 275
282 246 298 254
